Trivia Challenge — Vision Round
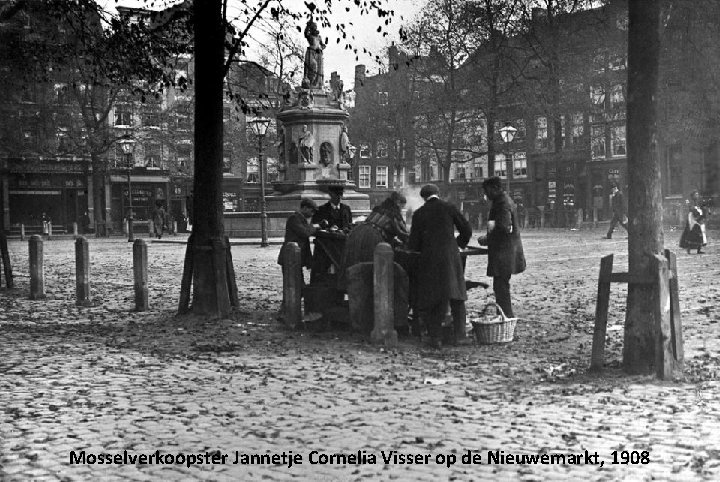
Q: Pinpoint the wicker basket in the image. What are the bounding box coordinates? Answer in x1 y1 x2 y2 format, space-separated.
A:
470 302 517 344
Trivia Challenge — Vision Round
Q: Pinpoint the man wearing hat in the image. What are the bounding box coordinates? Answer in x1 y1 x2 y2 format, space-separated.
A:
313 185 353 233
605 183 627 239
408 183 472 348
278 197 319 270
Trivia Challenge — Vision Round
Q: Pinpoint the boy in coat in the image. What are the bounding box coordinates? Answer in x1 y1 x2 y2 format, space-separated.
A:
408 184 472 347
478 176 526 318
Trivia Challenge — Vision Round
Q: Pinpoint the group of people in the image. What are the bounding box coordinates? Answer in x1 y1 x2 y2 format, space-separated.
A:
278 177 527 348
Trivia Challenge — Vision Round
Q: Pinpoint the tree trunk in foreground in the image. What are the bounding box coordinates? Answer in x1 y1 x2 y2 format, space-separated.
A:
179 0 231 317
623 0 664 373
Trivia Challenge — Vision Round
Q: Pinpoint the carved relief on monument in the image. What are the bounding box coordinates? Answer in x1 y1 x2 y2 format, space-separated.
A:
320 142 333 167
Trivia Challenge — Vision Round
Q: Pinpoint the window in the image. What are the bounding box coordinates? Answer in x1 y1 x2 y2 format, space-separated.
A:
115 105 132 126
359 144 370 158
378 91 388 106
21 128 34 147
591 125 606 159
456 164 466 180
144 144 161 168
358 165 371 188
495 153 507 178
56 127 70 152
408 165 416 184
590 85 606 107
560 115 566 146
54 83 69 105
473 162 483 179
142 108 160 127
611 125 626 156
412 90 421 100
535 117 548 150
394 166 405 187
668 144 683 194
376 166 388 188
513 152 528 179
571 113 584 145
395 139 406 159
610 84 625 108
515 119 526 140
609 54 627 71
246 157 259 183
376 140 388 158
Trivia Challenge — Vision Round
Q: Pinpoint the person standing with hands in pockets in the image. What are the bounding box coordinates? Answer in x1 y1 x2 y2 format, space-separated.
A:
478 176 526 319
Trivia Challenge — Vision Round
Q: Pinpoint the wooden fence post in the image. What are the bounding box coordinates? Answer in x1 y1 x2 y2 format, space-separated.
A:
133 239 148 311
75 236 91 306
371 242 397 347
73 222 78 237
653 254 675 379
0 232 12 289
29 235 45 299
20 224 26 241
282 242 302 328
590 254 614 371
664 249 684 373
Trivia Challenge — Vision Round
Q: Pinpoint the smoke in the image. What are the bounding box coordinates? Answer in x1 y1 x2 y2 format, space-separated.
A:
401 186 425 212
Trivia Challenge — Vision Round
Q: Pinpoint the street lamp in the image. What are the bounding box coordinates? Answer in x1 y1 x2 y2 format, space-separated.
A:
347 144 356 180
120 140 136 242
499 122 517 193
250 117 272 247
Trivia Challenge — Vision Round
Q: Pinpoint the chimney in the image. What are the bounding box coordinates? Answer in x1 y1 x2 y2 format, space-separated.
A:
355 64 366 87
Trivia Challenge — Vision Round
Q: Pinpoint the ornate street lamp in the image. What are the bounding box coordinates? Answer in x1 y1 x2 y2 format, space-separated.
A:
499 122 517 193
120 140 136 242
250 117 272 247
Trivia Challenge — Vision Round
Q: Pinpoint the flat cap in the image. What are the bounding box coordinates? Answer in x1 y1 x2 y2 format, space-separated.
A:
420 183 440 198
300 197 318 210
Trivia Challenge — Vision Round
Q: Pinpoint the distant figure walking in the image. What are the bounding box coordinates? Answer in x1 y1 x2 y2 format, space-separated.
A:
680 190 710 254
152 202 167 239
605 184 627 239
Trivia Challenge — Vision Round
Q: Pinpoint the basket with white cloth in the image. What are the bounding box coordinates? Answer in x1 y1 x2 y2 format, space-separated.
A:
469 302 517 344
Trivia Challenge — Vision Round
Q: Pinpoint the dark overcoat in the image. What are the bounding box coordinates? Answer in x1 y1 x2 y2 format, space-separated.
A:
313 202 353 231
408 197 472 310
486 192 526 277
278 211 316 268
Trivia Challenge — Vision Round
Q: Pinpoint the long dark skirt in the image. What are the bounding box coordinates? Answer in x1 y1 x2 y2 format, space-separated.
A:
679 223 705 250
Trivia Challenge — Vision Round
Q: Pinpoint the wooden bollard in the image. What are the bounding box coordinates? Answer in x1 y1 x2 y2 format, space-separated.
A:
590 254 613 371
29 235 45 299
20 224 26 241
133 239 148 311
281 242 302 328
75 236 91 306
371 242 397 347
73 222 78 237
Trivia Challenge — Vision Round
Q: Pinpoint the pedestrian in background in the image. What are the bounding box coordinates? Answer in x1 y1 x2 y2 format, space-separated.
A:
152 201 167 239
478 176 526 319
605 184 627 239
408 183 472 348
680 190 710 254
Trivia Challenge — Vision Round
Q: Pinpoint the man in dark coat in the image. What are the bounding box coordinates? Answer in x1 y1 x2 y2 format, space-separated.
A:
478 177 526 318
278 198 319 270
313 185 353 232
408 184 472 347
605 184 628 239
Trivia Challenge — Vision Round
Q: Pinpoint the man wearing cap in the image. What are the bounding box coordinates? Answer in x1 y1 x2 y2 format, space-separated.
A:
408 183 472 347
478 176 526 319
278 197 319 270
313 185 353 233
605 184 627 239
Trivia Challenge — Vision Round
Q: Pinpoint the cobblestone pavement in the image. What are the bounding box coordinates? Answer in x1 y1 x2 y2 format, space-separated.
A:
1 229 720 481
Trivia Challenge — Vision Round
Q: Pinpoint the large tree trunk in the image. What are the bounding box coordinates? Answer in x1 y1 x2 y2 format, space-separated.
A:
623 0 663 373
181 0 231 317
90 155 106 236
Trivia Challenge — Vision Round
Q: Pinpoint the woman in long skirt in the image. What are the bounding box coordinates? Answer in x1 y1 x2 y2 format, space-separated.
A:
679 190 709 254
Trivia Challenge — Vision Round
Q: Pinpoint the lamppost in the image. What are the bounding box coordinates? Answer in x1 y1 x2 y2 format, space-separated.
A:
250 117 271 247
347 144 356 181
499 122 517 193
120 140 136 242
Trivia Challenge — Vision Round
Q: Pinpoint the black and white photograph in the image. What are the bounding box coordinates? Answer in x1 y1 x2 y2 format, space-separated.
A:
1 0 719 479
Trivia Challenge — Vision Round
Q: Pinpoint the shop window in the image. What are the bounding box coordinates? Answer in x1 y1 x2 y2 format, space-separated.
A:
358 165 371 188
513 152 527 179
376 166 388 188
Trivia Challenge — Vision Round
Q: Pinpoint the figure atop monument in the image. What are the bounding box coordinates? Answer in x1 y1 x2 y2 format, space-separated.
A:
299 125 315 164
301 20 325 89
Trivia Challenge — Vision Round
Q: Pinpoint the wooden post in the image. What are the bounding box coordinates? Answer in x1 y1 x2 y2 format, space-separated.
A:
538 205 545 228
593 207 598 227
177 234 194 314
282 242 302 328
653 254 676 379
75 236 91 306
47 222 53 239
72 222 78 237
590 254 614 371
664 249 684 372
0 232 12 289
148 220 154 238
29 235 45 299
124 219 129 236
20 224 26 241
133 239 148 311
225 236 239 307
371 242 397 347
173 220 178 235
576 208 583 229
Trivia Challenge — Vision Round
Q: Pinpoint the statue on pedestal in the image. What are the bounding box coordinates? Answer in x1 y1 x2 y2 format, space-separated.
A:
340 126 351 164
301 20 324 90
299 124 314 164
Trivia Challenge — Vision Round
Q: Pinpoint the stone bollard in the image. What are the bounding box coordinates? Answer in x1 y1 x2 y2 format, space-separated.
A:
133 239 148 311
148 220 154 237
20 224 26 241
576 208 583 229
538 206 545 228
281 242 302 328
593 207 598 227
173 220 178 235
124 219 129 236
371 242 397 347
73 222 78 237
29 235 45 299
75 236 91 306
48 222 53 238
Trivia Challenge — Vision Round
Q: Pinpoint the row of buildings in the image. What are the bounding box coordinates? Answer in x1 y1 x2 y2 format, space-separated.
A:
348 0 720 226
